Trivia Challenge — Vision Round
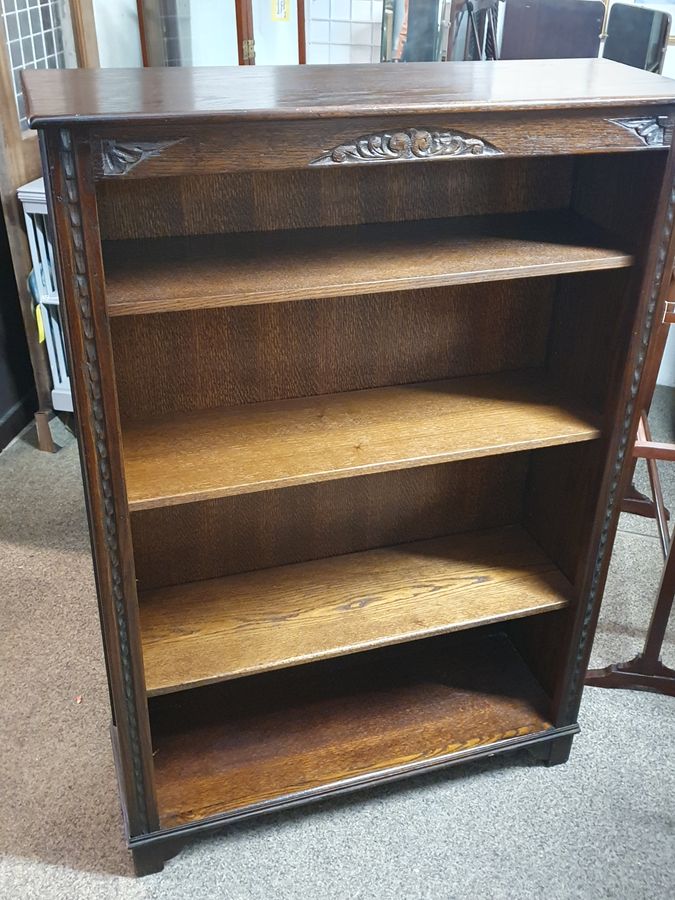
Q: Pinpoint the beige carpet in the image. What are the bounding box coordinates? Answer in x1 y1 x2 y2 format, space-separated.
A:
1 396 674 899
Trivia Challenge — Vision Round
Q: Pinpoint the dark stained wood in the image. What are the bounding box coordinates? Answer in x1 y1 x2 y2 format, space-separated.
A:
547 268 635 414
103 211 633 317
23 60 675 127
112 281 555 421
149 632 554 827
551 124 675 729
85 112 671 180
25 61 675 871
39 130 159 835
132 455 528 591
122 370 601 511
585 515 675 697
618 268 675 545
88 111 673 180
135 0 150 67
586 288 675 696
97 156 575 240
529 734 574 767
140 525 573 695
515 195 663 705
525 438 607 585
572 151 667 245
297 0 306 64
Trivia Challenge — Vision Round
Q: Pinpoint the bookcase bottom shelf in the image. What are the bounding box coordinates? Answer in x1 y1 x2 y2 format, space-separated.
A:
149 631 554 828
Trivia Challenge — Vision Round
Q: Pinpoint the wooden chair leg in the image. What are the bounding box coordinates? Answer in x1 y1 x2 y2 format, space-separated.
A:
586 519 675 696
641 412 670 556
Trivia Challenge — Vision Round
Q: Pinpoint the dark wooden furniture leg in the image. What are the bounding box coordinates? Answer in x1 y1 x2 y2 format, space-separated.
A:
639 413 670 556
529 734 574 767
586 529 675 696
623 481 669 521
131 836 185 876
132 845 165 877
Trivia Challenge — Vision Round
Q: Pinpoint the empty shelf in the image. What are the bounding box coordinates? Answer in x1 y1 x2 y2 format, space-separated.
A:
140 525 573 695
104 210 633 316
122 370 601 511
149 632 554 827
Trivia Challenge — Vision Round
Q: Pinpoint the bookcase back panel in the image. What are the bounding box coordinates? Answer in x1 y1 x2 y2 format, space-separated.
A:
132 454 528 591
111 279 554 422
523 439 606 587
571 150 667 243
97 155 575 241
547 267 634 413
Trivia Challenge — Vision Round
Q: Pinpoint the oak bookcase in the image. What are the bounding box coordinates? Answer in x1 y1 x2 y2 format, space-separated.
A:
24 59 675 874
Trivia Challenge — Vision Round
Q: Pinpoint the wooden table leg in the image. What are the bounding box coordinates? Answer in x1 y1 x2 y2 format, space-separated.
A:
586 524 675 696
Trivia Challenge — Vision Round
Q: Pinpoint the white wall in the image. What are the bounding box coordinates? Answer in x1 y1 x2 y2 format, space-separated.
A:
252 0 299 64
93 0 143 68
190 1 239 65
306 0 382 65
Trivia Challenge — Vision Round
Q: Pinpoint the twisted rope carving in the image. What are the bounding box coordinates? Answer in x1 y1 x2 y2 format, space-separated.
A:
59 129 149 832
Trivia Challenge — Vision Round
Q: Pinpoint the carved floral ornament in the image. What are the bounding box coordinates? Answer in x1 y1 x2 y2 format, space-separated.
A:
310 128 501 166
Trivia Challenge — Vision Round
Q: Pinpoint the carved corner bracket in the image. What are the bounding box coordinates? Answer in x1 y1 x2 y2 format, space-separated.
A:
99 138 183 176
610 116 672 147
310 128 502 166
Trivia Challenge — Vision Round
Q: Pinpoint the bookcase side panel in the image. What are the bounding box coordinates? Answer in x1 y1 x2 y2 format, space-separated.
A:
553 129 675 726
40 126 159 837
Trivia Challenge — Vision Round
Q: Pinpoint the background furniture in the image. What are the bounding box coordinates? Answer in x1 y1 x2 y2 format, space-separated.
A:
448 0 501 61
604 3 671 74
0 213 34 450
17 178 72 415
586 450 675 697
586 279 675 696
25 58 675 874
0 0 97 450
619 273 675 556
500 0 604 59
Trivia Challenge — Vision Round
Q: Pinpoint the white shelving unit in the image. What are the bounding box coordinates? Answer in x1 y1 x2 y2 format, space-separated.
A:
17 177 72 413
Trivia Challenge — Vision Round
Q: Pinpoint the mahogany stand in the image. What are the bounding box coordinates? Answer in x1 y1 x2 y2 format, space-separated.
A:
586 412 675 696
585 537 675 696
587 282 675 697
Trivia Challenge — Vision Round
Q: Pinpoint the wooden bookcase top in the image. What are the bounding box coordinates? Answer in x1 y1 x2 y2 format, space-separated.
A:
23 59 675 127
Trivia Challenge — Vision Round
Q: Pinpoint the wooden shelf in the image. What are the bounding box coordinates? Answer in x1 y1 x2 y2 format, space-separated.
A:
140 525 572 696
149 632 554 827
103 210 633 316
122 370 601 511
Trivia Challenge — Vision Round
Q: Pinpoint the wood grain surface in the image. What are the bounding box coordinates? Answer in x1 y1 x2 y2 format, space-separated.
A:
122 370 601 510
103 210 633 316
88 112 670 179
149 632 553 826
23 59 675 127
131 455 528 591
140 525 572 695
97 157 575 240
111 281 555 421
